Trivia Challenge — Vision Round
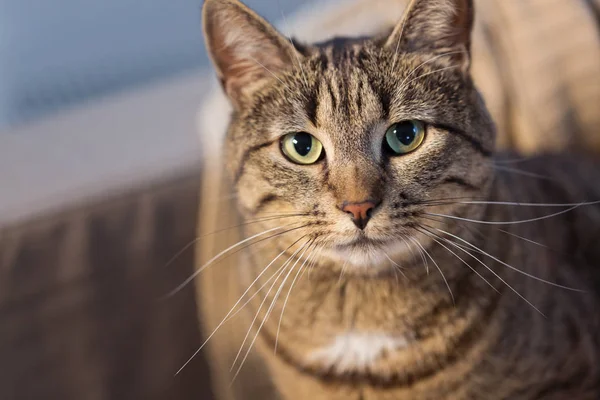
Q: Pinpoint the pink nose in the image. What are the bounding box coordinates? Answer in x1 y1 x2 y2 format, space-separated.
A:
341 201 377 230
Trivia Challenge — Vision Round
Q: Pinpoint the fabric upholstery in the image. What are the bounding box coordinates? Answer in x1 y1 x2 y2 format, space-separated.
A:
0 173 213 399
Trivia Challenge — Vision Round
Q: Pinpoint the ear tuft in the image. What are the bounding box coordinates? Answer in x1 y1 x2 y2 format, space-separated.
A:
202 0 299 108
385 0 474 69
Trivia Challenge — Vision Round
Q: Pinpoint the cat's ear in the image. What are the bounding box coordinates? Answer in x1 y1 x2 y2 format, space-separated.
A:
202 0 299 108
384 0 474 70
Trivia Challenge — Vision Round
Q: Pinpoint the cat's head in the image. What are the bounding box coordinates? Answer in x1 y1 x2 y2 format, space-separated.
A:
203 0 495 275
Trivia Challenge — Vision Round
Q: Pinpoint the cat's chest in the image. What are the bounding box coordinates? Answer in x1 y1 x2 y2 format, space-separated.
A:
304 331 413 373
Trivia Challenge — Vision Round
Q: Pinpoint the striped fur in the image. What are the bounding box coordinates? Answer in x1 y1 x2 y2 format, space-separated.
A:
197 0 600 399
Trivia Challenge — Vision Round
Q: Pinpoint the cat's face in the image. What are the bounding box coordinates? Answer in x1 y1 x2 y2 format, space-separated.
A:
204 0 495 275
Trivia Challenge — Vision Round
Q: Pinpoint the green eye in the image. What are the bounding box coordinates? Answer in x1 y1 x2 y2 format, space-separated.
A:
281 132 324 165
384 120 425 155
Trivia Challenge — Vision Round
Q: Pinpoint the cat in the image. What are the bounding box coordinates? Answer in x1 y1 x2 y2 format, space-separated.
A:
196 0 600 398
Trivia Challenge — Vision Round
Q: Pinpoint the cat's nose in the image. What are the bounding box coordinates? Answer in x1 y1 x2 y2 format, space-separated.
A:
341 201 378 230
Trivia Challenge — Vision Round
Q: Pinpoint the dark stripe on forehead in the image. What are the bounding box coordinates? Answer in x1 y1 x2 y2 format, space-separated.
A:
305 85 319 127
330 41 348 66
234 141 272 184
356 78 363 115
366 75 390 120
378 88 391 120
326 80 338 110
339 72 350 116
317 52 329 71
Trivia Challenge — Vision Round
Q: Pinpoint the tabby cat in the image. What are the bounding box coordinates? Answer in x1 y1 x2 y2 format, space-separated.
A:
197 0 600 398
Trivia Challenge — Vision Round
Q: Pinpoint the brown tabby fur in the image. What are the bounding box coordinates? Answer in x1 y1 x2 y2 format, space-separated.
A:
199 0 600 398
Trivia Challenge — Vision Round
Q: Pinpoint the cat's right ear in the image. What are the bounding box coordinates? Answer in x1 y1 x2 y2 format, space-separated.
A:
384 0 474 71
202 0 299 109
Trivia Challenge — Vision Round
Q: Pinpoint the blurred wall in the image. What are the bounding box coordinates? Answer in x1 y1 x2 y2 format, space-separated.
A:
0 0 310 129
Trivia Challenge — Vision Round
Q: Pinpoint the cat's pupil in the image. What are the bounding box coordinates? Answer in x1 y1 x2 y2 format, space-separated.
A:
394 122 417 146
292 132 312 156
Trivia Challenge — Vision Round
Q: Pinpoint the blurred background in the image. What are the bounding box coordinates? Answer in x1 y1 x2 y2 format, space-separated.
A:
1 0 599 399
0 0 306 127
0 1 308 399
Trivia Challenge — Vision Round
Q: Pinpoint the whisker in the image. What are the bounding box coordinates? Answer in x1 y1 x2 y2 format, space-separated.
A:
305 243 325 281
415 226 499 295
231 239 313 382
162 213 310 270
338 257 350 285
409 236 429 275
420 214 552 252
425 204 585 226
434 227 584 292
229 240 308 377
225 258 290 323
496 229 550 249
248 55 289 89
390 12 410 72
225 241 316 322
398 50 465 89
173 236 306 376
451 200 600 207
410 236 454 304
276 0 309 87
405 196 485 207
383 253 405 283
165 223 310 298
275 238 318 353
400 64 462 89
493 165 557 181
421 225 545 317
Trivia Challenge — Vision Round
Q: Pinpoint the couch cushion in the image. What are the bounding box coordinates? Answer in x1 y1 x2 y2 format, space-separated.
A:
0 172 213 400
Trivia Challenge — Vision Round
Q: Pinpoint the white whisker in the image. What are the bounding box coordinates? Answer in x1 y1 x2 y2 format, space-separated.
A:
166 224 301 298
417 227 498 296
412 232 457 304
454 200 600 207
229 240 306 372
428 228 546 317
493 165 557 181
275 239 318 353
173 237 305 376
390 12 409 72
231 239 312 382
497 228 550 249
383 253 407 282
277 0 308 87
248 55 288 88
398 50 464 90
434 227 584 292
408 236 429 275
400 64 462 89
305 243 324 281
425 204 585 226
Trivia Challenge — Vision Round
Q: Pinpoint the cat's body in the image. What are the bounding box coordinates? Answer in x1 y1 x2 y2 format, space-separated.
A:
196 0 600 398
244 156 600 400
226 154 600 400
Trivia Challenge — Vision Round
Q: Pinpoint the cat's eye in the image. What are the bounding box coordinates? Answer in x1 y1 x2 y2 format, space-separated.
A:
281 132 324 165
384 120 425 155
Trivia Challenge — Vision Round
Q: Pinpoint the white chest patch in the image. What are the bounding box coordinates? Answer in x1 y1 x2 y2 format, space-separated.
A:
307 332 410 372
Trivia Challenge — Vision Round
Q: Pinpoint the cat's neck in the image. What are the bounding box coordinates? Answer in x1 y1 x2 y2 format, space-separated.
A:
244 236 501 380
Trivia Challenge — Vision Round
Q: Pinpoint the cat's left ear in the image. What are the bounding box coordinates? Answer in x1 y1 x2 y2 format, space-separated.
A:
384 0 474 71
202 0 301 109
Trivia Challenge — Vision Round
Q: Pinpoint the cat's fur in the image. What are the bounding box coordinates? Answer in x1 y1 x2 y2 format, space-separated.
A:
198 0 600 398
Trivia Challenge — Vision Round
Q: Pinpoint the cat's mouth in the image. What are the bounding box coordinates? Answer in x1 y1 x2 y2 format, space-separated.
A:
336 235 388 249
323 232 420 273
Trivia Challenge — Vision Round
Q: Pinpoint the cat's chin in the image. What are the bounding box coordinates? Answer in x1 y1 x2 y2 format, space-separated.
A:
321 238 417 275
